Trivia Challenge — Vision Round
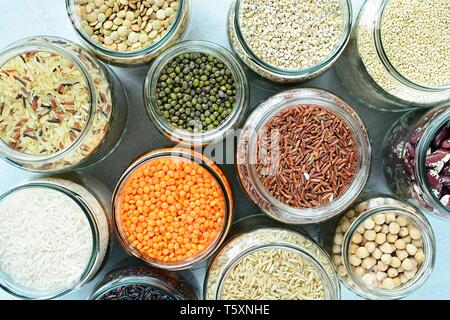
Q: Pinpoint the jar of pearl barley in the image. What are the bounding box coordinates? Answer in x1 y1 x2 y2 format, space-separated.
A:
327 195 435 300
66 0 190 65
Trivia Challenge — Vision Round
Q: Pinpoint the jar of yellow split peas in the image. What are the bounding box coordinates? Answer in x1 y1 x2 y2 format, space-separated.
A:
112 147 233 270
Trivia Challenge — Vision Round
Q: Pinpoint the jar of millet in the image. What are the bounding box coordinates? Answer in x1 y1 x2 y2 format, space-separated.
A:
236 88 371 224
324 195 435 300
113 147 233 270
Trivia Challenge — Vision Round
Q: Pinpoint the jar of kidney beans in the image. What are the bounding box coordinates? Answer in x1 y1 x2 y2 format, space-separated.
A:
383 103 450 220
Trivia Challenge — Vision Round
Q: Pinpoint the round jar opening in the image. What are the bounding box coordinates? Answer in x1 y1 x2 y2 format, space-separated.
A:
337 198 435 299
234 0 352 75
113 149 232 270
0 184 98 299
145 41 248 145
243 89 370 223
0 44 95 162
376 0 450 90
66 0 186 57
217 244 332 300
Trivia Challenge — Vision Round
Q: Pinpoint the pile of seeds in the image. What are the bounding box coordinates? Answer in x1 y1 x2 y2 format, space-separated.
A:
0 51 89 155
405 120 450 209
221 247 325 300
155 52 236 132
380 0 450 87
98 284 174 300
238 0 345 70
255 105 357 208
75 0 179 52
332 197 427 290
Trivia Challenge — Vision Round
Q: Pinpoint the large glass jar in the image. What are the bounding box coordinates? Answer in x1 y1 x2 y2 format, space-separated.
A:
324 195 435 300
0 175 111 300
383 104 450 220
227 0 352 83
0 36 128 172
335 0 450 112
89 264 197 300
66 0 190 66
204 214 340 300
144 41 249 146
236 88 371 224
113 147 234 271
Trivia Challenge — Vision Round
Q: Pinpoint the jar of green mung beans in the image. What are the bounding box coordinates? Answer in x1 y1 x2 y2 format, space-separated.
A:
144 41 249 146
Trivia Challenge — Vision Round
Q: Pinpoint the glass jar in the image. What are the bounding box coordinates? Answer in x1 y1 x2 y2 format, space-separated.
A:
325 195 435 300
66 0 190 66
204 214 340 300
112 147 234 270
383 104 450 220
0 175 111 299
236 88 371 224
89 264 197 300
0 36 128 172
227 0 352 83
335 0 450 112
144 41 249 146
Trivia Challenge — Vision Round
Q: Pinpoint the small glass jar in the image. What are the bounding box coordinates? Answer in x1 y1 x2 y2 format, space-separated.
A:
144 41 249 146
236 88 371 224
227 0 352 83
0 36 128 172
335 0 450 112
383 104 450 220
325 195 435 300
0 175 111 299
66 0 190 66
113 147 234 270
204 214 340 300
89 264 197 300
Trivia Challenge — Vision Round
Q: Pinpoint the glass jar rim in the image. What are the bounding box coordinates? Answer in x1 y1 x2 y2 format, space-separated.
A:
112 148 233 270
414 104 450 218
215 242 338 300
240 88 371 224
144 40 249 146
342 204 436 299
0 36 98 164
65 0 189 59
374 0 450 91
0 181 101 300
232 0 353 76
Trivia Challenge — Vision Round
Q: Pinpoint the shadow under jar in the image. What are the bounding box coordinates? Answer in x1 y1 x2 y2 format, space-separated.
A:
0 176 111 300
204 214 340 300
227 0 352 83
327 195 435 300
0 36 127 172
144 41 249 146
236 88 371 224
66 0 190 66
383 104 450 220
335 0 450 112
113 148 233 271
89 264 197 300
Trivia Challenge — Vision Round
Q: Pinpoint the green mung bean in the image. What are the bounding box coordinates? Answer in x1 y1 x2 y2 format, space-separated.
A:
155 52 237 133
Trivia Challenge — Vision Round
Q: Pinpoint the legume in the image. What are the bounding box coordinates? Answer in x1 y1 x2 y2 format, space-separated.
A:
98 284 174 300
155 52 236 132
118 156 226 263
238 0 345 71
75 0 180 52
255 105 357 208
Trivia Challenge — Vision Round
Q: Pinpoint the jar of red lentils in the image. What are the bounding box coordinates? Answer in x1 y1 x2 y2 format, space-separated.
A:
112 147 233 270
236 88 371 224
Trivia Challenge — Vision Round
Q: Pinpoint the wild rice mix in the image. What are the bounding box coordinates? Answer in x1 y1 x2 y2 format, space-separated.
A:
0 52 90 155
221 247 325 300
255 105 357 208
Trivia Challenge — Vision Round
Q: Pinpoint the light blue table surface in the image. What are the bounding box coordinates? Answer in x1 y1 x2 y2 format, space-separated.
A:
0 0 448 300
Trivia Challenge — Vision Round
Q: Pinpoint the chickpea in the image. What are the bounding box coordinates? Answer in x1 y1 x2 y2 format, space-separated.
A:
394 239 406 250
356 246 370 259
387 233 398 243
396 215 408 227
380 242 394 254
390 257 401 268
352 233 363 244
415 249 425 263
355 266 365 277
401 258 415 271
381 253 392 265
363 218 375 230
365 241 376 253
399 227 409 237
374 213 386 225
350 255 362 266
376 271 388 282
406 244 418 256
387 267 398 278
372 248 382 260
375 233 386 245
362 272 377 287
364 229 376 241
388 222 401 234
362 257 376 269
396 249 409 261
349 243 359 255
409 228 422 240
382 277 396 290
377 260 388 272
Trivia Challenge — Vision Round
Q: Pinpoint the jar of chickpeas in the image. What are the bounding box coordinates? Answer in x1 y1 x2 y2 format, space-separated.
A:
324 195 435 300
